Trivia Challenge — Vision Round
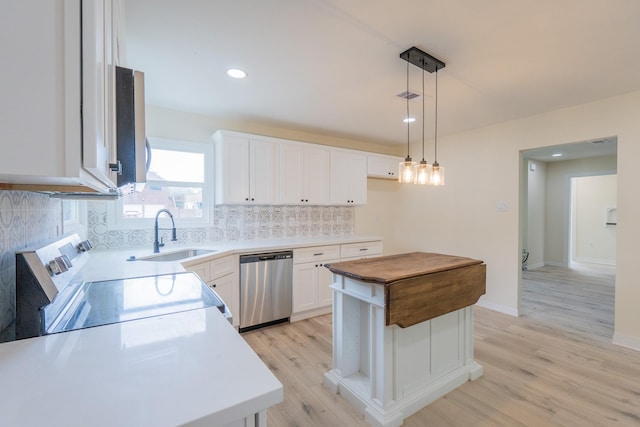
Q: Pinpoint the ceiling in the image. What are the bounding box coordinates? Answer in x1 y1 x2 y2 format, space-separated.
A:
523 136 618 162
123 0 640 147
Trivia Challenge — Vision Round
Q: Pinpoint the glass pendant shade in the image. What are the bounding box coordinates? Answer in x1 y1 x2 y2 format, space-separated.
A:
414 161 432 185
399 157 416 183
430 162 445 186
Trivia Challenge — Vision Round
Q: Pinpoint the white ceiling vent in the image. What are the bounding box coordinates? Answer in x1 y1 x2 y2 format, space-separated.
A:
590 137 616 144
397 91 421 100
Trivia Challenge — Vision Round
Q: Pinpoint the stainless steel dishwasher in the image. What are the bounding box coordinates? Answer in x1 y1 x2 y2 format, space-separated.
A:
239 251 293 332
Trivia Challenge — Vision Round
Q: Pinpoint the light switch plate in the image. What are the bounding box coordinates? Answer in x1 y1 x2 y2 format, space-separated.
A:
496 201 508 212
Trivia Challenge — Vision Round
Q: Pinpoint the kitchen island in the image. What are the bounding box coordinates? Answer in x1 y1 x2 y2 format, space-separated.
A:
324 252 486 427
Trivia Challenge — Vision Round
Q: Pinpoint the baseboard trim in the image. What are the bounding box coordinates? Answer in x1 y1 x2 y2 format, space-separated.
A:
612 332 640 352
574 257 616 266
475 299 519 317
524 261 544 270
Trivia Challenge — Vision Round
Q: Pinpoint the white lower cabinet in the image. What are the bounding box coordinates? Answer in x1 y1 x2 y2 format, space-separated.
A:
207 273 236 321
340 240 383 261
183 254 240 328
292 245 340 320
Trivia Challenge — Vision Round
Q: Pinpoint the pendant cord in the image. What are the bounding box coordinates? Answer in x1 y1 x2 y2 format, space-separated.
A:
434 68 438 163
406 60 410 158
422 66 425 161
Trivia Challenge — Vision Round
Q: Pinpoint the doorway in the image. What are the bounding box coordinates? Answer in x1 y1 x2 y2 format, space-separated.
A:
520 137 617 342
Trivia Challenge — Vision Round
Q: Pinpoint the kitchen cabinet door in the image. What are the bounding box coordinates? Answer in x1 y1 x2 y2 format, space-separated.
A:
292 262 318 313
214 133 251 203
292 251 339 313
280 143 329 204
82 0 118 187
292 260 338 313
0 0 121 192
250 137 279 204
208 273 238 327
367 153 404 180
317 259 338 308
330 150 367 205
213 131 279 204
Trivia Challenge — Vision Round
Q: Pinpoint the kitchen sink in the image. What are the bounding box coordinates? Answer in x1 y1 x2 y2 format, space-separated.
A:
139 249 217 262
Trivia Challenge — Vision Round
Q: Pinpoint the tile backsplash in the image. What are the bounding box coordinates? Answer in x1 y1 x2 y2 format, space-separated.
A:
0 198 354 341
87 203 355 250
0 191 61 342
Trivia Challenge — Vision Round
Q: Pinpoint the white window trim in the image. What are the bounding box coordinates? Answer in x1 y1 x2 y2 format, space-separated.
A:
108 137 214 230
62 200 88 238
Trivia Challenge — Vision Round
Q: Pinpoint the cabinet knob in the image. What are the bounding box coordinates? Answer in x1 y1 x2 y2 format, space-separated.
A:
212 284 217 288
301 199 304 202
245 197 249 201
251 198 255 201
305 199 309 202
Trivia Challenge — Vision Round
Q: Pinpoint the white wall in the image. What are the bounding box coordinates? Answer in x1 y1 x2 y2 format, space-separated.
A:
147 91 640 350
572 174 617 264
544 156 617 266
525 160 546 269
382 90 640 349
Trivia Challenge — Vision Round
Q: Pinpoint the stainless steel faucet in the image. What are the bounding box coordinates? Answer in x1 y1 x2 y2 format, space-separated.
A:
154 209 177 253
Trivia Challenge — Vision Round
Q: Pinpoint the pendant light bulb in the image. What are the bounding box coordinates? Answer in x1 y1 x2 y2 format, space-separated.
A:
399 60 415 183
430 161 445 186
415 62 429 185
401 159 415 183
430 67 445 186
415 160 431 185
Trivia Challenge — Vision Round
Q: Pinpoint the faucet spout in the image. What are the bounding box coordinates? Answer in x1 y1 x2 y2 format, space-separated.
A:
154 209 177 253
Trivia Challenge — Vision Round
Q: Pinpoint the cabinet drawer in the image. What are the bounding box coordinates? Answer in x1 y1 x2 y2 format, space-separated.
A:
210 255 237 280
294 245 340 264
187 262 211 282
340 241 383 259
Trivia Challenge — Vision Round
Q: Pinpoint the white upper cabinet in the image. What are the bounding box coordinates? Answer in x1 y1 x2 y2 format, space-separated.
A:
280 142 329 205
367 153 404 180
0 0 122 192
213 130 280 204
330 150 367 205
82 0 119 188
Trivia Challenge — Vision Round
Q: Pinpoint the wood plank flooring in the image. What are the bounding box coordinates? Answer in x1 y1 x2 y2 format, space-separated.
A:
242 265 640 426
521 264 615 344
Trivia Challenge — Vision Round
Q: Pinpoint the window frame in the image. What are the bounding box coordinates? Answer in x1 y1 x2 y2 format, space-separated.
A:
108 137 213 230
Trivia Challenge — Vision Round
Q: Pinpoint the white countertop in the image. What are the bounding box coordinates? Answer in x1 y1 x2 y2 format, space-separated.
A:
1 234 381 426
78 234 382 282
0 307 282 426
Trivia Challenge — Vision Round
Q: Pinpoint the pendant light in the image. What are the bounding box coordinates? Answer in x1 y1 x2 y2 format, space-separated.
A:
398 60 416 183
429 67 445 186
399 47 445 186
414 61 431 185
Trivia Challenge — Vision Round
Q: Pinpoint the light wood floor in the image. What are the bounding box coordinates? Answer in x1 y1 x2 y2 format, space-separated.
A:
522 264 616 344
242 266 640 426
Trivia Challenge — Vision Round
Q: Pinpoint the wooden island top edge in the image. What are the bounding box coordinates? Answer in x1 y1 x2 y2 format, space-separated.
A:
324 251 484 285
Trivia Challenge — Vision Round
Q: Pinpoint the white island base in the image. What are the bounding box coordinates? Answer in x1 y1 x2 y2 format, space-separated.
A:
323 276 483 427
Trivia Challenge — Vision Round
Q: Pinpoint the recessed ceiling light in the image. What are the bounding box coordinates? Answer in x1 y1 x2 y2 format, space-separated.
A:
552 153 562 157
226 68 247 79
403 117 416 123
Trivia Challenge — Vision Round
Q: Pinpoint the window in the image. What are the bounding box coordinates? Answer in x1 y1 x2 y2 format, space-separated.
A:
62 199 87 236
115 137 213 227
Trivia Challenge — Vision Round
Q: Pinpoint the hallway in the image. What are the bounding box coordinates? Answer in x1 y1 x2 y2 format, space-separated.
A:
521 264 615 344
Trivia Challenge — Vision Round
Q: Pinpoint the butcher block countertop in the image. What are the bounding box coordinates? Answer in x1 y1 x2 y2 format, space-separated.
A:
325 252 487 328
